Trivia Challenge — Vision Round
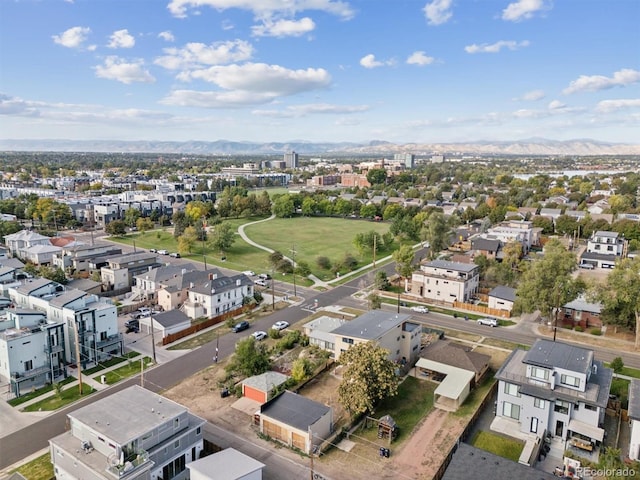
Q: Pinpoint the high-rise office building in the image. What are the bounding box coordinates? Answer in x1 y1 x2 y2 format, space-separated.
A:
284 151 299 168
394 153 415 169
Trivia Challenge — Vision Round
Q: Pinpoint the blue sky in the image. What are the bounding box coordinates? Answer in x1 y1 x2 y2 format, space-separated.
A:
1 0 639 144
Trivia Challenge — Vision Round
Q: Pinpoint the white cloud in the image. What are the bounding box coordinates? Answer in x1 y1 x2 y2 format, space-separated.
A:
161 89 278 108
253 103 369 117
563 68 640 95
221 20 234 30
519 89 545 101
108 29 135 49
423 0 453 26
52 26 91 49
94 57 156 84
155 40 254 70
0 94 40 117
502 0 549 22
252 17 315 37
167 0 355 20
359 54 394 69
406 51 435 66
548 100 566 110
464 40 530 54
596 99 640 113
178 63 331 94
158 31 175 42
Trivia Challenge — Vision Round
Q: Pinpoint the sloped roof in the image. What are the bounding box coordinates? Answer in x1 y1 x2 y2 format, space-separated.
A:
151 309 190 328
488 286 516 302
242 371 289 392
260 391 330 431
420 341 489 374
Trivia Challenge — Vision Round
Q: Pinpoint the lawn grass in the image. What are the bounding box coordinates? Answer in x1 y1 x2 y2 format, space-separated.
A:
83 351 141 375
471 430 524 461
610 378 630 408
358 376 435 444
605 363 640 379
11 453 54 480
243 217 390 281
8 376 76 407
23 383 95 412
96 356 154 385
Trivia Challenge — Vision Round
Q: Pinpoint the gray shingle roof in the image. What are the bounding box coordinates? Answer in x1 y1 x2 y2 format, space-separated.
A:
151 309 190 328
523 339 593 374
629 379 640 421
330 311 409 340
488 286 516 302
423 259 478 273
260 391 330 432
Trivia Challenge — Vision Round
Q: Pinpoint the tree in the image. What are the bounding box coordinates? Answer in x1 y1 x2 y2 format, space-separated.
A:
515 239 584 331
301 197 316 216
185 200 211 223
367 292 382 310
255 191 272 216
597 257 640 349
375 270 390 290
172 211 191 238
291 358 312 382
178 226 198 254
225 337 271 377
294 260 311 277
359 204 378 219
366 168 387 186
124 207 141 228
38 265 67 284
269 251 284 268
136 217 154 232
337 342 399 417
208 222 235 253
272 194 295 218
392 245 415 291
610 357 624 374
424 212 450 259
105 219 126 236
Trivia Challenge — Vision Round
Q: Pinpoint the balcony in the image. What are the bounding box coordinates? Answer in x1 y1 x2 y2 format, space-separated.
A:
106 449 150 478
97 333 123 349
11 365 50 381
44 343 64 355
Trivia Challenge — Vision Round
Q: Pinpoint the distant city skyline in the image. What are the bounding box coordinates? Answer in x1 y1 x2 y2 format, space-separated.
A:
1 0 639 144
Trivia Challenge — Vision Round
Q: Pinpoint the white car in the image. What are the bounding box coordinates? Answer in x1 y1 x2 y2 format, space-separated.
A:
252 331 267 341
477 317 498 327
157 249 168 255
255 279 269 287
410 306 429 314
243 270 256 276
271 321 289 331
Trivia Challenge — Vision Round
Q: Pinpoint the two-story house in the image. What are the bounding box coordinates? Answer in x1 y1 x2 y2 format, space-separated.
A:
49 385 206 480
580 230 627 269
495 339 612 450
3 229 52 258
330 311 421 365
182 272 254 320
131 263 198 304
100 252 161 294
411 260 479 304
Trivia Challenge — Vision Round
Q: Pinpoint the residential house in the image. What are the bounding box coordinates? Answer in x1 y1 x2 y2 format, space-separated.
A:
0 308 66 397
471 237 501 261
628 379 640 461
330 311 420 365
101 252 161 294
49 385 206 480
156 269 220 312
242 371 290 404
580 230 627 269
23 244 62 266
139 310 191 339
182 271 254 320
481 220 537 254
52 244 123 276
258 391 332 454
131 263 198 303
539 208 562 224
494 339 612 449
565 210 587 222
302 315 346 355
561 296 602 329
411 260 479 304
488 286 517 313
3 230 52 258
187 448 265 480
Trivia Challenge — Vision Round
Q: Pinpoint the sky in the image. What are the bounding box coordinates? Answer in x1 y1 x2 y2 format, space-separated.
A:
0 0 639 145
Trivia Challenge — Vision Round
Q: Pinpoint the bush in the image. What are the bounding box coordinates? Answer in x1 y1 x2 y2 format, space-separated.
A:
589 328 602 336
611 357 624 374
276 258 294 274
276 331 302 350
225 318 236 328
253 291 263 304
268 329 281 339
574 325 584 332
341 253 358 271
317 256 331 269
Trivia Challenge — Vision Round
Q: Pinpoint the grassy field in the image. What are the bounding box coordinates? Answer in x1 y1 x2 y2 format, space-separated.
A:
471 430 524 461
23 383 95 412
11 453 54 480
357 376 435 444
243 217 390 280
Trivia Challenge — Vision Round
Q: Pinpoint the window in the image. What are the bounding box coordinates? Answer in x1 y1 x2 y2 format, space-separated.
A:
504 382 520 397
342 337 354 344
585 404 597 411
162 454 186 480
531 367 549 380
560 374 580 387
24 360 33 371
502 402 520 420
534 398 546 409
554 400 570 415
174 418 180 429
196 427 201 435
174 439 180 449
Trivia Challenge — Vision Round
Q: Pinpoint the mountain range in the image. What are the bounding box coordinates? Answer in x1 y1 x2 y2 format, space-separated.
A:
0 138 639 156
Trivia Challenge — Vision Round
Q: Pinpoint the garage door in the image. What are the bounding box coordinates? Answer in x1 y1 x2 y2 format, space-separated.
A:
243 385 266 403
292 432 306 451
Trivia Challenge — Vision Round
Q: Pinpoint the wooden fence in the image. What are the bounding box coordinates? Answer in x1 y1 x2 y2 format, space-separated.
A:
161 306 250 345
453 301 511 318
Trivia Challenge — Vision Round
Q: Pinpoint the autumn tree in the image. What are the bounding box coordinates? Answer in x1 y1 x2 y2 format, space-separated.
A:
225 337 271 377
208 222 235 254
597 257 640 349
367 292 382 310
136 217 154 232
515 239 584 332
185 200 211 223
105 219 126 236
178 226 198 254
337 342 399 417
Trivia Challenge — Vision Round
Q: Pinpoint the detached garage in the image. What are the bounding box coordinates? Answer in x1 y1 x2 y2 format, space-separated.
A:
242 371 290 404
139 310 191 338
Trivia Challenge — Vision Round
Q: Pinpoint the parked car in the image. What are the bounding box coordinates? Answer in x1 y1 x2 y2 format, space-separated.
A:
410 306 429 314
271 321 289 331
258 273 271 280
477 317 498 327
579 263 594 269
255 279 269 287
251 331 267 341
149 248 157 253
157 249 168 255
169 252 181 258
242 270 256 277
124 319 139 333
232 321 250 333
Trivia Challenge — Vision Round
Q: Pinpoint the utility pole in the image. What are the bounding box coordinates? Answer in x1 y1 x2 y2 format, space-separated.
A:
373 234 377 268
73 319 83 395
140 357 144 387
150 318 157 364
214 329 219 363
290 244 297 298
271 265 276 311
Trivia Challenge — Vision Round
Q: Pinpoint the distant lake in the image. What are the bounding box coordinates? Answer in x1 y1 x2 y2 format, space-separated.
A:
514 169 638 180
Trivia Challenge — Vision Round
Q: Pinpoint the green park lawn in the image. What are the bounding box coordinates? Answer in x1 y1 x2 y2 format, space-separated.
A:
95 356 154 385
113 217 390 282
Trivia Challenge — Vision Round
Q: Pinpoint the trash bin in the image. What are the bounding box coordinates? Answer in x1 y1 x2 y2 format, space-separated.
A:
100 375 106 384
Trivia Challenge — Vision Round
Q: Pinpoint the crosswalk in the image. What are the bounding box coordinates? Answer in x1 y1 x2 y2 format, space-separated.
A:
300 302 318 312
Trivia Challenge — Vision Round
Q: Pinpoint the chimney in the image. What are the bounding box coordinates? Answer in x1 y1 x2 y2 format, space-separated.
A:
189 282 194 289
208 273 213 280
